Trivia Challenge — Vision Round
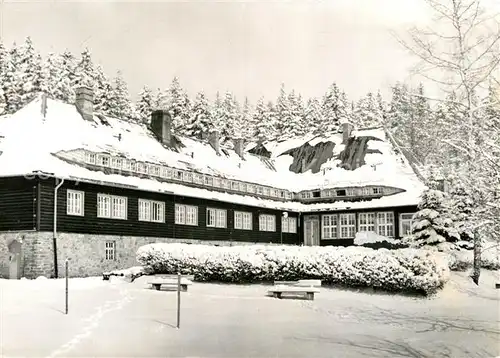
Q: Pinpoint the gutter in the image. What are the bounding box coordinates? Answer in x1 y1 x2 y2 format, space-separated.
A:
53 178 65 278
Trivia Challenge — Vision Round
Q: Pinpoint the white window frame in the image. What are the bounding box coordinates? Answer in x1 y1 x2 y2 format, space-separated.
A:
282 216 297 233
373 187 383 195
194 173 204 184
175 204 198 226
207 208 227 228
377 212 394 237
213 178 221 187
86 152 96 164
97 155 110 167
358 212 376 232
322 214 338 240
204 176 213 186
138 199 165 223
183 172 193 182
111 157 122 169
259 214 276 232
399 213 415 236
234 211 252 230
137 162 147 174
339 213 356 239
97 194 127 220
67 190 84 216
105 241 116 260
130 161 137 172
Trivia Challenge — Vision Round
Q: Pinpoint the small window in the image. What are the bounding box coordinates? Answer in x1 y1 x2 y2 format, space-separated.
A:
231 181 239 191
86 152 96 164
312 191 320 198
194 174 204 184
346 188 357 196
105 241 115 260
130 161 137 172
111 157 122 169
282 216 297 233
373 187 383 195
175 204 198 226
204 176 213 186
67 190 84 216
247 184 255 193
259 214 276 232
240 183 247 192
286 192 293 200
279 191 285 198
221 179 230 189
400 213 415 236
336 189 346 196
174 170 183 181
122 159 131 171
264 187 270 196
97 194 127 220
207 208 227 228
137 162 147 174
235 211 252 230
213 178 221 187
138 199 165 223
183 172 193 182
257 186 264 195
151 165 161 176
97 155 110 167
160 167 168 178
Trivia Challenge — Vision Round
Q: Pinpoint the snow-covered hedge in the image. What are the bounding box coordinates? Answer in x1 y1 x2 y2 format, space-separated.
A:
136 243 450 294
354 232 408 250
423 242 500 271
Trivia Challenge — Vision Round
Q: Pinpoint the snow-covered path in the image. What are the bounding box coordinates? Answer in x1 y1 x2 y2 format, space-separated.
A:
0 272 499 358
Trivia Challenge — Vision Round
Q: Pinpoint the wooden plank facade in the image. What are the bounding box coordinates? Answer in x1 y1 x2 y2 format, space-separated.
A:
0 175 417 245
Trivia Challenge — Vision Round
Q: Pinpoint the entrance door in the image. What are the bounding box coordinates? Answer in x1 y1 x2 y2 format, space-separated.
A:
304 215 320 246
8 240 22 280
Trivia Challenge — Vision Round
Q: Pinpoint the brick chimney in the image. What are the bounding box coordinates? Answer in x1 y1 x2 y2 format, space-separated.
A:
342 122 354 144
75 86 93 121
209 130 220 155
233 137 244 159
151 110 172 146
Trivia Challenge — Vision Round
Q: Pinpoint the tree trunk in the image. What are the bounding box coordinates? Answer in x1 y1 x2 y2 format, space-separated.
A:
471 229 482 285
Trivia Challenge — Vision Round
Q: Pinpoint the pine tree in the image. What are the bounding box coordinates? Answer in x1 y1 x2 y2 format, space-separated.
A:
303 97 323 134
93 64 114 115
275 83 291 137
220 91 239 141
352 92 384 128
166 77 191 130
185 91 212 139
321 82 348 131
210 91 224 133
281 90 306 138
17 37 44 104
240 97 255 140
2 43 24 113
253 97 274 142
0 42 7 114
154 88 168 110
404 189 460 247
57 51 78 103
136 85 154 125
107 71 136 120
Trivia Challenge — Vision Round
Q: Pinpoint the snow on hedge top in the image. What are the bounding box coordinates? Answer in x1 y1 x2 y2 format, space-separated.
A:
0 95 424 210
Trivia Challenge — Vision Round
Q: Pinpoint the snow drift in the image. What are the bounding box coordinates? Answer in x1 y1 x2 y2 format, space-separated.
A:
136 243 450 294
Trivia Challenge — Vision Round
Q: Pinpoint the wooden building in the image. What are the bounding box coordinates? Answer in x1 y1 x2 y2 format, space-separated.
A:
0 88 425 278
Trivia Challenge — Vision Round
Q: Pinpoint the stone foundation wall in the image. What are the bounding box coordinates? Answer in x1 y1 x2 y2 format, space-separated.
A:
0 231 280 279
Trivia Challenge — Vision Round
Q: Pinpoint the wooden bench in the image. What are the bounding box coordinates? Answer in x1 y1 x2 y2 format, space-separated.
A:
274 279 322 287
268 285 320 300
148 274 194 292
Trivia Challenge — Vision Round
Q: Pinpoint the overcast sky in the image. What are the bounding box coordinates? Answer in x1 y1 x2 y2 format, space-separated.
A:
0 0 488 103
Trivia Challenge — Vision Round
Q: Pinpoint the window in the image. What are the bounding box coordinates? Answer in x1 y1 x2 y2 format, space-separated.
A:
111 157 122 169
151 165 161 176
213 178 221 187
97 155 110 167
362 187 371 196
399 213 415 236
346 188 357 196
336 189 346 196
130 161 137 172
183 172 193 182
175 204 198 226
204 176 213 186
122 159 131 171
240 183 247 192
264 187 270 196
282 217 297 233
175 170 183 181
207 208 227 228
138 199 165 223
86 152 96 164
97 194 127 219
312 191 321 198
339 213 356 238
279 191 285 198
194 174 203 184
67 190 84 216
105 241 115 260
137 162 147 174
377 212 394 237
373 187 383 195
247 185 255 193
358 212 376 232
322 214 337 239
222 179 230 189
257 186 264 195
259 214 276 232
286 192 293 200
231 181 239 191
235 211 252 230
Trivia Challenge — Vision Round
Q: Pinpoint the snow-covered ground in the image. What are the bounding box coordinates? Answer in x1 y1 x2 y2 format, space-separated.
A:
1 272 499 358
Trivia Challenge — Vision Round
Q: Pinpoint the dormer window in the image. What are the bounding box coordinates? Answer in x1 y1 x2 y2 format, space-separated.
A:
312 191 320 198
97 155 110 167
137 162 147 174
213 178 221 187
86 152 96 164
111 157 122 169
264 187 270 196
204 176 213 186
286 192 293 200
373 187 383 195
362 187 371 196
183 172 193 182
256 186 264 195
336 189 346 196
160 167 168 178
130 161 137 172
279 190 285 198
175 170 183 181
194 174 203 184
231 181 239 191
240 183 247 192
122 159 131 171
346 188 356 196
166 168 173 178
151 165 161 176
248 184 255 193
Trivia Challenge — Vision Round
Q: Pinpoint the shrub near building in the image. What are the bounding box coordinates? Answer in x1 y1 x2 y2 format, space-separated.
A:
136 243 450 295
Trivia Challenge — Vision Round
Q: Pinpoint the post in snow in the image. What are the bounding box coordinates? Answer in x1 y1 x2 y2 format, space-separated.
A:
176 272 181 329
65 258 69 314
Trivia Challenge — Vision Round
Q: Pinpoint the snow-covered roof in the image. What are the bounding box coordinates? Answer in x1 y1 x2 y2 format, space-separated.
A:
0 94 426 211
